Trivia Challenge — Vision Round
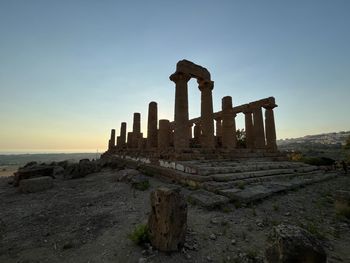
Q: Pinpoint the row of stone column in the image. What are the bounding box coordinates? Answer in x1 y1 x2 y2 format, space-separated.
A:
108 101 169 151
212 101 277 151
107 91 276 153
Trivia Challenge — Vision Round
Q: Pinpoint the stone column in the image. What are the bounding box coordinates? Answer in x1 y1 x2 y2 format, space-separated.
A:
108 129 116 150
253 106 266 148
264 106 277 151
193 122 201 144
221 96 236 149
147 102 158 149
133 113 141 134
131 113 141 148
170 72 191 152
158 119 170 151
243 109 254 149
188 123 193 140
215 117 222 137
198 79 215 149
120 122 127 148
127 132 133 148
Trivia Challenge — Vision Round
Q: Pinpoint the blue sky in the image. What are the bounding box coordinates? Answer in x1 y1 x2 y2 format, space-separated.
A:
0 0 349 153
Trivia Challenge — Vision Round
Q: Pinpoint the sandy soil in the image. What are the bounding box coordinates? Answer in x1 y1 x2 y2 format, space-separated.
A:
0 168 349 263
0 165 19 178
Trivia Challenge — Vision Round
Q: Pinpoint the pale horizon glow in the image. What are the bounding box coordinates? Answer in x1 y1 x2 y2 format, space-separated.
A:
1 1 349 153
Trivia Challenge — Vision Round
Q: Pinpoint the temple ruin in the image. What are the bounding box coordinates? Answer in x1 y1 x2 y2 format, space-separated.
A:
105 59 278 159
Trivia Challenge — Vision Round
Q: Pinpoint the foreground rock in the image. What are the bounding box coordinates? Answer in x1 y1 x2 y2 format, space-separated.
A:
335 190 350 218
148 187 187 251
19 176 53 193
65 159 101 179
265 224 327 263
14 165 54 186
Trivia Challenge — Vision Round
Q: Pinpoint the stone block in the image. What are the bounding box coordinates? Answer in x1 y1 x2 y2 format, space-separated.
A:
148 187 187 251
265 224 327 263
189 189 229 208
19 176 53 193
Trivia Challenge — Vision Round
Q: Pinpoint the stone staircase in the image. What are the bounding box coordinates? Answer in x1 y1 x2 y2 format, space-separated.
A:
171 159 338 207
116 155 339 207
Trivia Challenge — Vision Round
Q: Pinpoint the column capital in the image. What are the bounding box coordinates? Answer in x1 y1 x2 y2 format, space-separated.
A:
198 79 214 91
169 72 191 83
263 104 278 110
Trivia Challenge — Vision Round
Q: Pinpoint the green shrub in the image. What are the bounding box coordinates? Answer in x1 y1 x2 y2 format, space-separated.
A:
237 181 245 190
128 224 150 245
335 202 350 219
301 157 335 166
132 180 150 191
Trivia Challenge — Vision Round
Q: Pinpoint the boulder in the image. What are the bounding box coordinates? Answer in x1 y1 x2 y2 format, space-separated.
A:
265 224 327 263
334 190 350 218
19 176 53 193
65 159 101 179
14 165 54 186
148 187 187 251
116 169 141 182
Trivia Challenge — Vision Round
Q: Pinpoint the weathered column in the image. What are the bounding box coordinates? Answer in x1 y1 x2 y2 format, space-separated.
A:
170 72 191 152
120 122 127 148
193 122 201 144
264 106 277 151
198 80 215 149
108 129 116 150
158 119 170 151
132 113 141 148
243 109 254 149
188 123 193 141
147 102 158 149
133 113 141 134
215 117 222 137
127 132 133 148
221 96 236 149
253 106 266 148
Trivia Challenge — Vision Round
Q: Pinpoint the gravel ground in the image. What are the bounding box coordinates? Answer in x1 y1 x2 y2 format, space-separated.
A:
0 168 349 263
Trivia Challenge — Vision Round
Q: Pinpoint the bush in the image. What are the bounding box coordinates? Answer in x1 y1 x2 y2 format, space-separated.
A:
132 180 150 191
128 224 150 245
301 157 335 166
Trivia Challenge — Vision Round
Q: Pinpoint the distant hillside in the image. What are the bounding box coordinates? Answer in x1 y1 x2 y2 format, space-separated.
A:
0 153 101 166
277 131 350 147
277 131 350 160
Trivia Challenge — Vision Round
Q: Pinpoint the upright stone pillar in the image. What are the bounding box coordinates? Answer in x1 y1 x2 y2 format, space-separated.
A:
120 122 127 148
198 80 215 149
188 123 193 141
108 129 116 150
253 106 266 149
158 119 170 152
221 96 236 149
147 102 158 149
243 109 254 149
264 106 277 151
193 122 201 144
127 132 133 148
132 113 141 148
215 117 222 137
133 113 141 134
170 72 191 152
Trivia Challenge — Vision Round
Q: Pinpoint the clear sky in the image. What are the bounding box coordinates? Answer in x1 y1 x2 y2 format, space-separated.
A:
0 0 349 153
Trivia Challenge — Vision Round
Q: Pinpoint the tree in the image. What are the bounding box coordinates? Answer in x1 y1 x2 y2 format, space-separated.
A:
236 129 246 148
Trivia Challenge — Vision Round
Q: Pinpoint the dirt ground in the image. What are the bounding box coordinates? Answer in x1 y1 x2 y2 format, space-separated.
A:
0 165 19 178
0 168 349 263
